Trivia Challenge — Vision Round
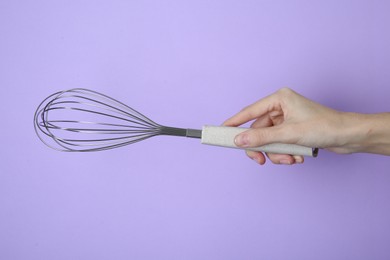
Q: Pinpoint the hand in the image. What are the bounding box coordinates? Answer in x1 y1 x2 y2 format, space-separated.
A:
223 88 379 165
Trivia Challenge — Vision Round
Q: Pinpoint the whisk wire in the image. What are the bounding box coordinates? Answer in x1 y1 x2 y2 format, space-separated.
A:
69 89 160 127
34 88 189 152
44 105 157 129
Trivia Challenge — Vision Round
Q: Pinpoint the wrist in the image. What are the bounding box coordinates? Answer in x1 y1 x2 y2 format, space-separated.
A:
339 112 390 155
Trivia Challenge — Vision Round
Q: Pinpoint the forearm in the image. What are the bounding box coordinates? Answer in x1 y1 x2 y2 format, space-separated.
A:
340 112 390 155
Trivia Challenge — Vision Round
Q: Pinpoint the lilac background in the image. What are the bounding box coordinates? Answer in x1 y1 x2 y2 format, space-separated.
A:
1 0 390 259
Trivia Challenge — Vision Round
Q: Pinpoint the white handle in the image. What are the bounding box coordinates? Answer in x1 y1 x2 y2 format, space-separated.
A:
201 126 318 157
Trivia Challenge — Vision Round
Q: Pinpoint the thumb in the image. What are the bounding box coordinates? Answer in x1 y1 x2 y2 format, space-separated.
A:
234 126 295 148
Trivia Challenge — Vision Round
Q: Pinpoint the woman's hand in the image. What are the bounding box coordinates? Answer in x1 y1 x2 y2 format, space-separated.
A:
223 88 390 165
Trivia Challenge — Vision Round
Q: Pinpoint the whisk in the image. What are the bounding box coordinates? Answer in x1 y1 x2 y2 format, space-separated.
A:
34 88 318 156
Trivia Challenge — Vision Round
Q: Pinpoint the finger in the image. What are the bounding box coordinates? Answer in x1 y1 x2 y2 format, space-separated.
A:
266 153 295 165
234 125 298 148
223 92 280 127
250 114 274 128
246 150 266 165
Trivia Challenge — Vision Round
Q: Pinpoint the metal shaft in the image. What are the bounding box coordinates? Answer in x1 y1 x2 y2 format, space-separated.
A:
185 129 202 138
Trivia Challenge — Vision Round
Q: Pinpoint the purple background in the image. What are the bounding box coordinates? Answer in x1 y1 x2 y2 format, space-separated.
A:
1 0 390 259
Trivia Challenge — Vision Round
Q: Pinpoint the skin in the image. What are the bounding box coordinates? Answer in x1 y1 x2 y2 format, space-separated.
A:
223 88 390 165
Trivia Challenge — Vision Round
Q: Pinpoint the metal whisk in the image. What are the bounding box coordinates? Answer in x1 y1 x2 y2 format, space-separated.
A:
34 88 318 156
34 88 201 152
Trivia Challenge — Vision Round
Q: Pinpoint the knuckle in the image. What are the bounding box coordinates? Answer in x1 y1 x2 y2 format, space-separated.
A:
277 87 295 98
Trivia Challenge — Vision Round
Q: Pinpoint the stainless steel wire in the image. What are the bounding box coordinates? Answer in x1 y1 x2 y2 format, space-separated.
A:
34 88 189 152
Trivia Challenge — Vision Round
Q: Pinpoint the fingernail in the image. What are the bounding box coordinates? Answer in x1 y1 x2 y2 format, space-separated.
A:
280 159 292 165
293 156 304 164
234 134 249 147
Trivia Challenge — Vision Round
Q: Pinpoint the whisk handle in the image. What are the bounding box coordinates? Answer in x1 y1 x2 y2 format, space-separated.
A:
201 126 318 157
